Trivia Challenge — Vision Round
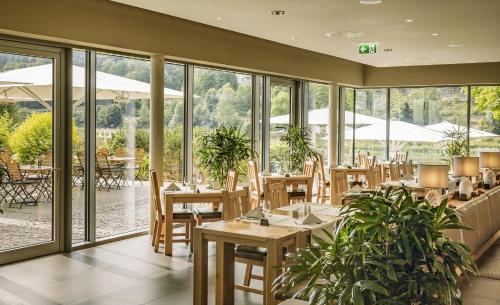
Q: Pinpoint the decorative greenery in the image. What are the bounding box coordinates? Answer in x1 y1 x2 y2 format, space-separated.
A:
275 187 477 305
441 126 468 166
279 125 318 172
196 125 255 188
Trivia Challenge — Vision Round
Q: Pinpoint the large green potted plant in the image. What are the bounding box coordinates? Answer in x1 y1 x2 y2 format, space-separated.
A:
196 125 255 188
279 125 318 173
275 187 477 305
441 126 468 167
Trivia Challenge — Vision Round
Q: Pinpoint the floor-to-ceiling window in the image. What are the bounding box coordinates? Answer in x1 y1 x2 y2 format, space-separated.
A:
342 88 355 165
164 63 185 184
389 87 467 163
269 81 293 173
307 82 329 163
94 53 151 240
192 67 252 183
470 86 500 155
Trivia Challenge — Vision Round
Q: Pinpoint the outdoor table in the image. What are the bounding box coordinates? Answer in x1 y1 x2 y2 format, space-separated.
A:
162 187 223 256
20 165 53 173
260 174 314 203
107 156 135 164
193 203 342 305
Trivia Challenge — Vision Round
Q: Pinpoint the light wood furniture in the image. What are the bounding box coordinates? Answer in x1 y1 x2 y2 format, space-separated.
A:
193 221 304 305
388 162 401 181
316 154 330 203
150 171 193 253
288 160 316 203
248 160 262 208
401 160 414 176
163 189 223 256
357 151 369 168
262 175 314 207
226 170 238 191
267 181 289 210
330 169 349 205
113 147 128 157
394 151 408 163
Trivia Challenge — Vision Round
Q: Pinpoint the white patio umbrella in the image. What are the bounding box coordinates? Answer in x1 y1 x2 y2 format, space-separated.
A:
270 108 384 125
348 120 444 142
0 64 184 110
425 121 498 138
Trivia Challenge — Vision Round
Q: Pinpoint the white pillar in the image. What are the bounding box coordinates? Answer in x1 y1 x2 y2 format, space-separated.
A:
328 84 339 168
150 54 164 233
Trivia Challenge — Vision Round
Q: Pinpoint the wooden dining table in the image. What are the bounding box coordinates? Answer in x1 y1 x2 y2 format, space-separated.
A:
260 174 314 203
330 166 370 181
193 203 342 305
162 187 223 256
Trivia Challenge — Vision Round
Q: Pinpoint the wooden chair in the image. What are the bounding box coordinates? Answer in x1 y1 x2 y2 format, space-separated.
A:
247 160 262 208
316 154 330 203
401 160 414 176
97 147 109 156
288 160 316 203
388 162 401 181
357 151 369 168
226 170 238 191
150 170 193 252
366 165 382 189
366 155 376 168
4 159 40 208
222 186 250 220
267 181 289 210
395 151 408 163
330 169 348 205
113 147 128 157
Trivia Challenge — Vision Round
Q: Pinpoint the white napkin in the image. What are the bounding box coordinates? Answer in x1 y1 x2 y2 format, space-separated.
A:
350 185 363 193
245 207 264 219
165 183 181 192
300 213 322 225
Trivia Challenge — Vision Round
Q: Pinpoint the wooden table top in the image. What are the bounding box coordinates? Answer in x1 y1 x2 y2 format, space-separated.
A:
260 174 310 181
380 180 425 191
330 166 369 173
199 220 303 242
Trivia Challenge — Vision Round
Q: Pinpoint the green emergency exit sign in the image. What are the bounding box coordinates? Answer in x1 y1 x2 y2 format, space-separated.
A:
358 42 378 54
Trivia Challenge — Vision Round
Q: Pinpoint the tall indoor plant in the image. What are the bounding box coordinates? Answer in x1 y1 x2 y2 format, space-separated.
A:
196 125 255 188
275 187 477 305
279 125 318 173
441 126 468 167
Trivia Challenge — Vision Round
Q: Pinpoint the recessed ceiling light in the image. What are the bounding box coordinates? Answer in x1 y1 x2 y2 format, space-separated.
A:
271 10 286 16
405 19 413 23
340 31 365 39
448 44 464 47
432 33 439 36
360 0 382 4
216 17 222 21
325 32 333 38
291 37 296 41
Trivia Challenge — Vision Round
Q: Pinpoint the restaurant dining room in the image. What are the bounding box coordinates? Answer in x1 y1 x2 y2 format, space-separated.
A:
0 0 499 304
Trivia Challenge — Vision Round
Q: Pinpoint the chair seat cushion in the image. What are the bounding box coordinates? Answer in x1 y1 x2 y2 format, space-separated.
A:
288 188 306 198
194 206 222 219
476 243 500 280
235 245 287 261
172 209 192 220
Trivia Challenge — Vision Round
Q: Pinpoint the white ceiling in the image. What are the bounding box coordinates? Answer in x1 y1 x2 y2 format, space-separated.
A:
111 0 500 67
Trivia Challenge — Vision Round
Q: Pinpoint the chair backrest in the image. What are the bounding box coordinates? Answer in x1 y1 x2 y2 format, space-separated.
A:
40 151 52 167
267 181 289 210
135 148 145 162
247 160 261 207
114 147 128 157
402 160 414 176
96 152 110 170
316 154 327 185
226 170 238 191
76 151 85 167
389 162 401 181
395 151 408 163
372 165 382 186
366 155 377 169
150 170 163 222
331 169 348 205
222 186 251 220
0 150 12 165
5 159 23 182
357 151 369 168
303 160 316 177
97 148 109 156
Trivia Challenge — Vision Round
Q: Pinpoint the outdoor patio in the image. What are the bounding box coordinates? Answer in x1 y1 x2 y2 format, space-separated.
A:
0 180 150 251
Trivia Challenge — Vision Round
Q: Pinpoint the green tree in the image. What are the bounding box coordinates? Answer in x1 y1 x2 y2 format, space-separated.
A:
471 86 500 133
194 68 238 96
164 125 183 181
96 103 123 128
400 102 413 122
271 87 290 116
137 102 150 128
0 113 13 148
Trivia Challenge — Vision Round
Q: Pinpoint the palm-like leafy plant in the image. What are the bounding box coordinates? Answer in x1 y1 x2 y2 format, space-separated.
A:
279 125 318 173
275 187 477 305
441 126 468 166
196 125 256 188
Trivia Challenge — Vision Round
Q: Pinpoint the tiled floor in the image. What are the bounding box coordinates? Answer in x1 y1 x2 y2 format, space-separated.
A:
0 235 262 305
1 235 499 305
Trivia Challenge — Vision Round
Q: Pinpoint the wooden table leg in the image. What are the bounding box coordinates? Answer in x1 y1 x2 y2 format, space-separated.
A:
306 178 313 202
215 241 235 305
193 227 208 305
264 239 281 305
164 195 173 256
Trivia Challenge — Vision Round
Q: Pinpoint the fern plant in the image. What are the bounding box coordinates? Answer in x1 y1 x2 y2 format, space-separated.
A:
274 187 477 305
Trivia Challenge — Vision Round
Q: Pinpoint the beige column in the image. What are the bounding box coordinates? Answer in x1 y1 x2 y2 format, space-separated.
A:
328 83 339 167
150 54 164 233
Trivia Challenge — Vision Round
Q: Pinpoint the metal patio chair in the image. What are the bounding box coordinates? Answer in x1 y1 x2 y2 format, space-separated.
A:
96 152 125 191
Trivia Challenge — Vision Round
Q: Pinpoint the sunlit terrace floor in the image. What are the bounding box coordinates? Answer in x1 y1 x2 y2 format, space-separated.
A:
0 180 150 251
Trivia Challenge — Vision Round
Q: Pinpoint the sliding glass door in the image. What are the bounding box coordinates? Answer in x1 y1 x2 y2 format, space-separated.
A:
0 40 64 264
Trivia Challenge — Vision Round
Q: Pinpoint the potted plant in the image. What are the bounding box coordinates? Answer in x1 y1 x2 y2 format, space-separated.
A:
274 187 477 305
441 126 468 167
279 125 318 173
196 125 256 189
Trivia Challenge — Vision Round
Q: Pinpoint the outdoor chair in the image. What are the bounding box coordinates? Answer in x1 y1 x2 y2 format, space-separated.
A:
4 159 40 208
73 151 85 189
95 152 125 191
124 148 144 186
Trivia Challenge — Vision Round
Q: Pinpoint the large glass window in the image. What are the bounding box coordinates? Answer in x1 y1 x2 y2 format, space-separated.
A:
95 53 150 240
269 82 292 173
164 63 185 184
389 87 467 163
342 88 355 164
308 83 329 163
354 89 387 163
470 86 500 156
192 67 252 182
